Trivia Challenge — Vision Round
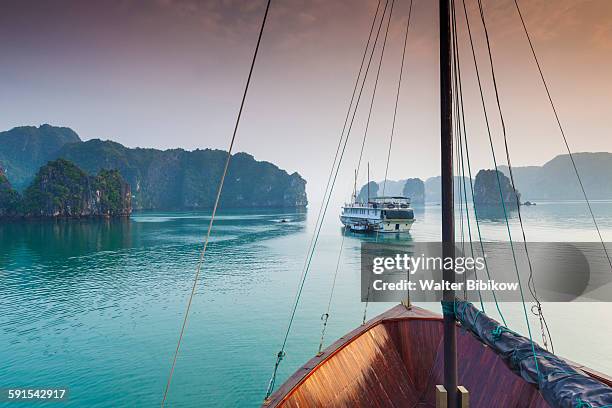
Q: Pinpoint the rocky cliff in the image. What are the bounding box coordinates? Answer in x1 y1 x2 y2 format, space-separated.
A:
15 159 131 217
402 178 425 204
0 167 21 217
473 169 520 207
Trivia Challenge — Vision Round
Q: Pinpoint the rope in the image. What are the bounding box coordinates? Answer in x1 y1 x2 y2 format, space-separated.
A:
362 0 414 324
476 0 541 374
265 0 391 399
317 230 346 354
459 0 507 327
513 0 612 272
312 0 386 360
451 1 483 309
160 1 271 405
491 325 515 342
476 0 553 353
361 0 396 325
292 0 384 326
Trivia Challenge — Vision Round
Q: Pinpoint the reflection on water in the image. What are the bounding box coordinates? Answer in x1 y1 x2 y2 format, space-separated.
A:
0 203 611 407
473 204 519 222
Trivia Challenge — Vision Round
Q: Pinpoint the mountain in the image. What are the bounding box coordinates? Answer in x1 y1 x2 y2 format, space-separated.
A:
498 152 612 200
473 169 520 207
0 125 307 210
0 124 81 191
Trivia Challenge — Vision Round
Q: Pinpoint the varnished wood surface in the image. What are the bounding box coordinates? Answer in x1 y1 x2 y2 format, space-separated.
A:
264 305 611 408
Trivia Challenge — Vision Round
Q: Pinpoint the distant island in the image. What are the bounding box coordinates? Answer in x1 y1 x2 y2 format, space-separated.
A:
0 124 308 210
473 169 520 207
360 152 612 204
0 159 131 218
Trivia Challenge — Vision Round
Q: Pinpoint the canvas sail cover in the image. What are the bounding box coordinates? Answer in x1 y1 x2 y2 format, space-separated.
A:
454 300 612 408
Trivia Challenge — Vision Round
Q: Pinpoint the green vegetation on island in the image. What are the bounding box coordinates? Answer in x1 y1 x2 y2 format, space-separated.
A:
0 168 21 217
1 159 131 218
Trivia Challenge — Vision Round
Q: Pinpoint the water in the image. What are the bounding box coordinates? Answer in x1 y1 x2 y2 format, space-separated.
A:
1 202 612 407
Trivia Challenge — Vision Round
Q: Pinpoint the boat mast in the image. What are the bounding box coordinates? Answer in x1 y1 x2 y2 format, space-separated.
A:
354 169 358 202
367 162 370 202
440 0 458 407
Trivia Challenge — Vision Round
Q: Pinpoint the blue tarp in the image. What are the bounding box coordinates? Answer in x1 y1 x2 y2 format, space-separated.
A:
453 300 612 408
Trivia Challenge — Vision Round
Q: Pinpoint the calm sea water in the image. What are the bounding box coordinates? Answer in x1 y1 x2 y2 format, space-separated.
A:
1 201 612 407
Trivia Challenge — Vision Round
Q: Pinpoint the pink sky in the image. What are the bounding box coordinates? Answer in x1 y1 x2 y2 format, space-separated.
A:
0 0 611 202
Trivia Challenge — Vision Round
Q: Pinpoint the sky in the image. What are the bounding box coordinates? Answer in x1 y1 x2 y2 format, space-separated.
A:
0 0 611 203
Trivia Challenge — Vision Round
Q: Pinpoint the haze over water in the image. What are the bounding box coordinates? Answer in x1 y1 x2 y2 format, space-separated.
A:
1 201 611 407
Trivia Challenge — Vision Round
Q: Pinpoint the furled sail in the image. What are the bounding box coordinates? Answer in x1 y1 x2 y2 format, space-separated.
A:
455 300 612 408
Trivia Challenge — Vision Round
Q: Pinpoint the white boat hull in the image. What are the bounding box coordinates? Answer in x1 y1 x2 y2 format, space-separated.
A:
340 215 414 233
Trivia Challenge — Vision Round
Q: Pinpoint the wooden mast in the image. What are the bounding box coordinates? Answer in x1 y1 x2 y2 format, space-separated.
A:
440 0 458 407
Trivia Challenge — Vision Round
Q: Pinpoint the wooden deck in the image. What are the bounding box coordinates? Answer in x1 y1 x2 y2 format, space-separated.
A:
264 305 611 408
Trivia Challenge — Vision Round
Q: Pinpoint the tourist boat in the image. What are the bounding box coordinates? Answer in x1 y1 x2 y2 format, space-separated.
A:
340 196 415 233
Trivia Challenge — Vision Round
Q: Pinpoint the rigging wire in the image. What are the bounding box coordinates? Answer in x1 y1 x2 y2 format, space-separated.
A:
160 1 272 406
308 0 385 359
512 0 612 273
264 0 391 399
319 0 405 354
360 0 396 326
451 2 482 308
476 0 553 353
476 0 546 366
459 0 507 326
288 0 384 327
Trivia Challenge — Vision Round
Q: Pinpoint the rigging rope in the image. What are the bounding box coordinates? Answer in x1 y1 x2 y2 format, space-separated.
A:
476 0 553 353
458 0 507 326
512 0 612 272
291 0 384 325
160 1 272 406
264 0 391 399
476 0 544 369
360 0 396 326
320 0 410 354
451 2 483 308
